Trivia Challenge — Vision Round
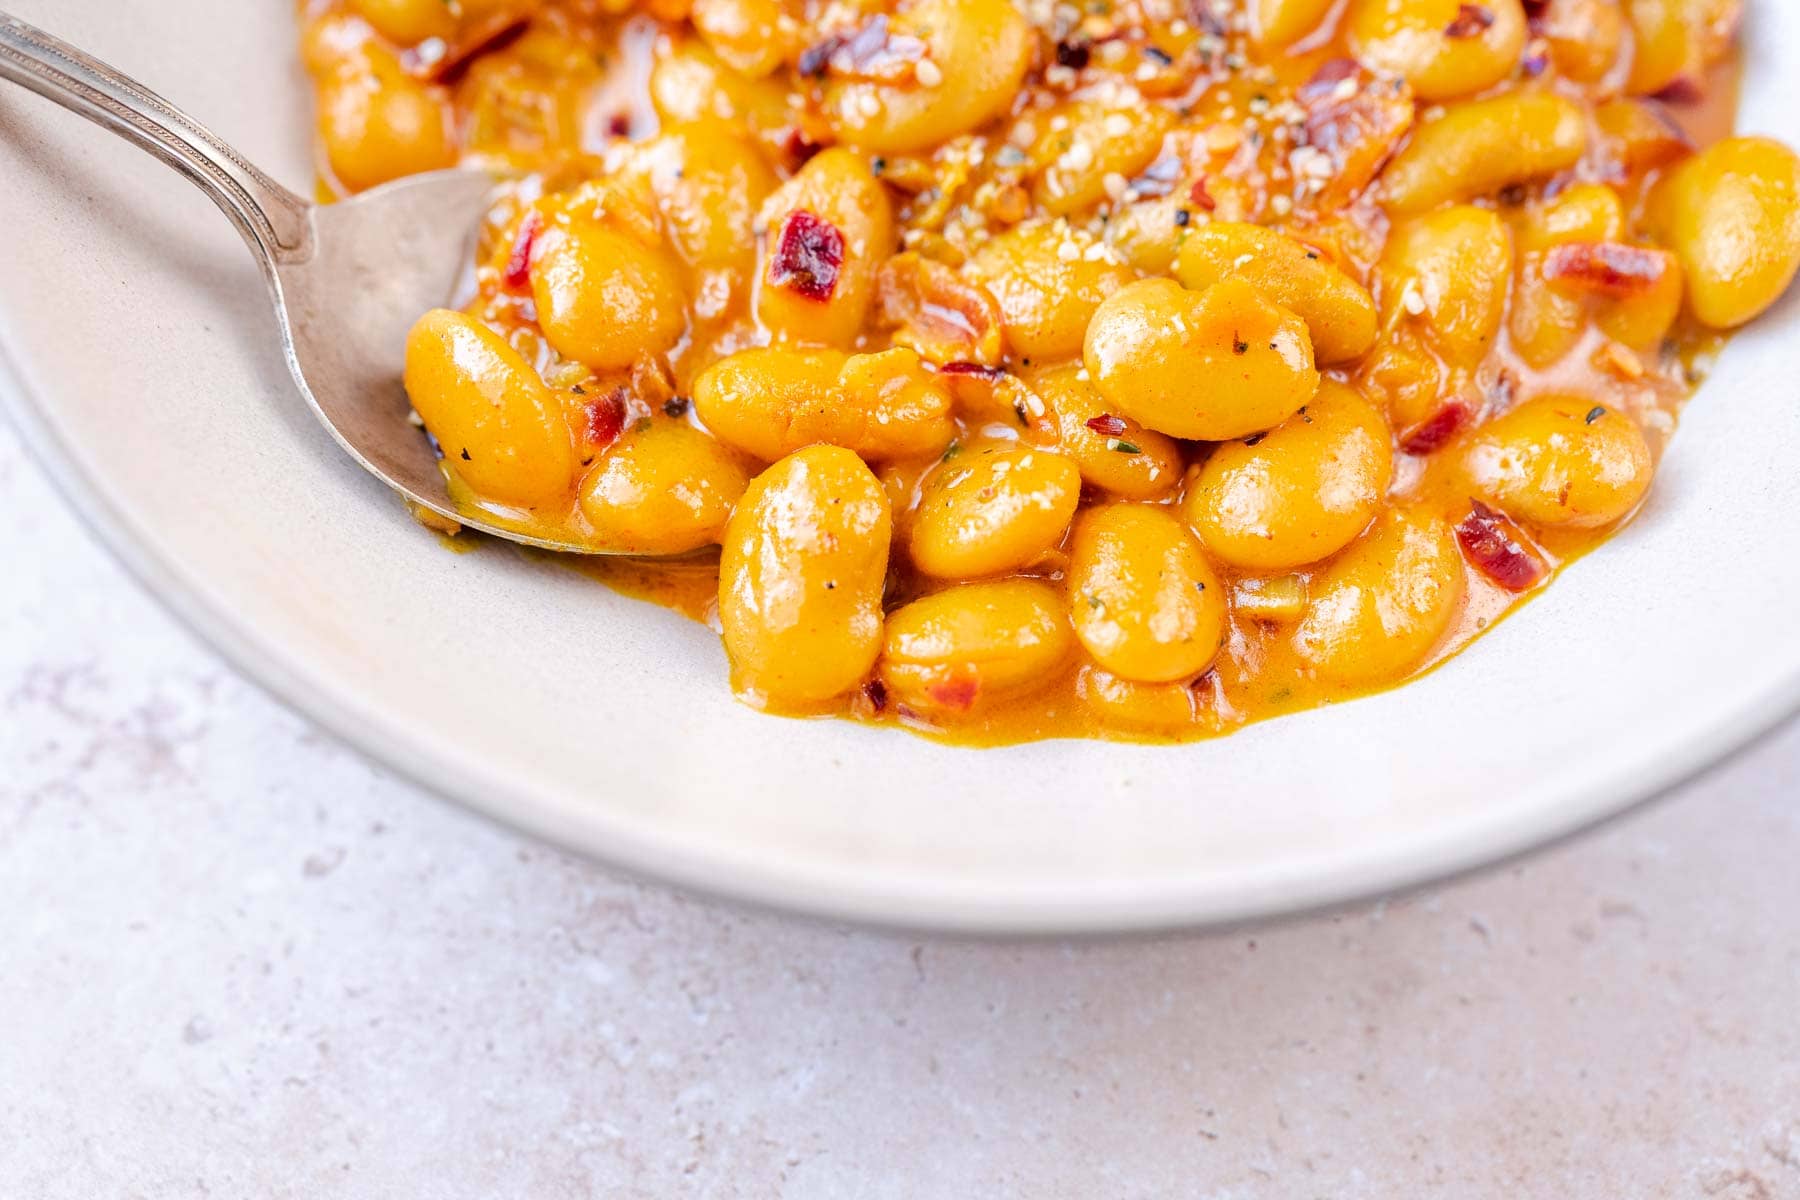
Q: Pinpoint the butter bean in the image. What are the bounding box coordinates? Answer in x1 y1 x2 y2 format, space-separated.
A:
1293 507 1465 686
879 580 1073 712
1175 223 1378 364
403 309 574 508
757 148 894 347
530 216 688 373
692 346 954 462
1084 278 1319 441
1030 363 1184 501
1068 505 1227 684
1462 395 1654 529
966 222 1136 363
1379 206 1514 366
910 442 1082 578
1345 0 1527 101
719 446 892 705
1182 382 1394 572
1649 136 1800 329
1382 92 1587 216
578 420 750 554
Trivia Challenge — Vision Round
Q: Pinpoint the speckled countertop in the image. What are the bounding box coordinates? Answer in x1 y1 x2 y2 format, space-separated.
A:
2 410 1797 1199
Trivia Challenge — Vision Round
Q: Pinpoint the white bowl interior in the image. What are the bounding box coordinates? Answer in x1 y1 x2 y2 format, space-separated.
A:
3 0 1798 932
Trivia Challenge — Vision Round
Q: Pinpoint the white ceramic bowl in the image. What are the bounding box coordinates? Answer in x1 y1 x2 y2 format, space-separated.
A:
4 0 1798 934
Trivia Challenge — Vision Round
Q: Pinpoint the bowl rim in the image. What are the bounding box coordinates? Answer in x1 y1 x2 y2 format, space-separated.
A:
6 333 1800 936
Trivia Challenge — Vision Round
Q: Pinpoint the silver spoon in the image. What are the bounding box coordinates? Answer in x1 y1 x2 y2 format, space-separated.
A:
0 11 600 554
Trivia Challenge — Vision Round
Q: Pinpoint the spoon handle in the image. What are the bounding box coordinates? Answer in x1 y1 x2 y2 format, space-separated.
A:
0 11 312 263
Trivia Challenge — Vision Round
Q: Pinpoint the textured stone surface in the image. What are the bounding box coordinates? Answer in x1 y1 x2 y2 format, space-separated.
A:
2 414 1797 1199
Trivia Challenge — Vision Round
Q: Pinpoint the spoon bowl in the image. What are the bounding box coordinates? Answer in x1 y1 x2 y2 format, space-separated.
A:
0 11 600 554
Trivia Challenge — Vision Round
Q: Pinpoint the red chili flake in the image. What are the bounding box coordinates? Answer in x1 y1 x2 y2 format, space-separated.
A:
1445 4 1496 37
938 361 1007 380
1456 500 1549 592
1086 413 1129 437
1189 176 1218 211
862 678 889 714
1541 242 1671 297
581 388 628 448
1055 38 1092 70
925 674 980 712
502 212 543 290
606 112 633 138
768 210 845 302
1400 401 1473 455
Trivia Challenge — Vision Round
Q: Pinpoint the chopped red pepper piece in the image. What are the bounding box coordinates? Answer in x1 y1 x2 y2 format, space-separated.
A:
1456 500 1549 592
502 212 542 290
581 388 628 449
768 210 845 302
1085 413 1128 437
938 361 1006 379
1400 401 1473 455
1542 242 1672 297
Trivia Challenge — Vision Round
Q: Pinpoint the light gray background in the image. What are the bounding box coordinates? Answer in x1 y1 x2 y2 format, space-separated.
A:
2 412 1796 1199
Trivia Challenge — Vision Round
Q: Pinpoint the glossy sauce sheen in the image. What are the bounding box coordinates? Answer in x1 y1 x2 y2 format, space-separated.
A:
299 0 1799 745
